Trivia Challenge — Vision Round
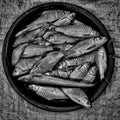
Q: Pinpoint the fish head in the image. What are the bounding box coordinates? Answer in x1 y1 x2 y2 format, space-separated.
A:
13 67 26 76
81 97 91 108
94 36 107 46
29 85 39 91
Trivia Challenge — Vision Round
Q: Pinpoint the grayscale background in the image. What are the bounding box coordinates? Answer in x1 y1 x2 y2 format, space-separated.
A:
0 0 120 119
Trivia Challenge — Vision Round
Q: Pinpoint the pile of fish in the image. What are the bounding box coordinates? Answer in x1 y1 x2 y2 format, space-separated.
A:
12 10 107 108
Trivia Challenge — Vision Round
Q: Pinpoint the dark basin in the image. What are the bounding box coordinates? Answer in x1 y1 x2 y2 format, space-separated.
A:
2 2 115 112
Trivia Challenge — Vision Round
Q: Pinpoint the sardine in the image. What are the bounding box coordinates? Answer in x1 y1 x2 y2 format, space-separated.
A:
26 10 70 30
59 52 95 69
12 43 28 65
47 33 80 44
13 56 42 76
30 51 64 74
65 36 107 58
70 63 90 79
51 23 99 37
22 44 53 58
14 23 49 47
15 23 49 38
29 85 68 100
18 74 95 88
46 70 72 78
96 47 107 80
53 13 75 26
62 88 91 108
83 66 98 83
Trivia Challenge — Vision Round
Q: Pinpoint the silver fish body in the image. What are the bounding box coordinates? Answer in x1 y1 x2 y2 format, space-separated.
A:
29 85 68 100
96 47 107 80
14 23 49 47
59 52 95 69
13 56 41 76
70 63 90 79
53 13 75 26
29 10 69 25
22 44 53 58
18 74 95 88
15 23 49 38
83 66 98 83
46 70 72 78
65 36 107 58
30 51 64 74
47 33 80 44
62 88 91 108
12 43 28 65
53 23 99 37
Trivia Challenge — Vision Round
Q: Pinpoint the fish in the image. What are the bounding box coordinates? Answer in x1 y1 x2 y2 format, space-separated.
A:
50 23 99 37
13 56 42 76
22 44 53 58
62 88 91 108
47 33 80 44
83 66 98 83
58 51 95 69
29 85 68 100
14 23 49 47
15 23 49 38
12 43 28 65
65 36 108 58
19 10 70 36
18 74 95 88
28 10 70 25
70 63 90 79
53 13 75 26
30 51 64 74
95 47 107 80
46 69 72 78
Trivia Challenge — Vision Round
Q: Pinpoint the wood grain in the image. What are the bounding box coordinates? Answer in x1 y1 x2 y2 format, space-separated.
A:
0 0 120 119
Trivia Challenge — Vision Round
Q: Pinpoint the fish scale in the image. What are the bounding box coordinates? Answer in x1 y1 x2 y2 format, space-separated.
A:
62 88 91 108
59 52 95 69
30 52 64 74
70 63 90 79
65 36 108 58
13 56 42 76
22 44 53 58
53 23 99 37
12 43 28 65
29 85 68 100
96 47 107 81
83 66 98 83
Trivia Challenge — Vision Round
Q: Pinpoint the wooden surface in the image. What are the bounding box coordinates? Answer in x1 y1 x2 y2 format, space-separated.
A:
0 0 120 119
